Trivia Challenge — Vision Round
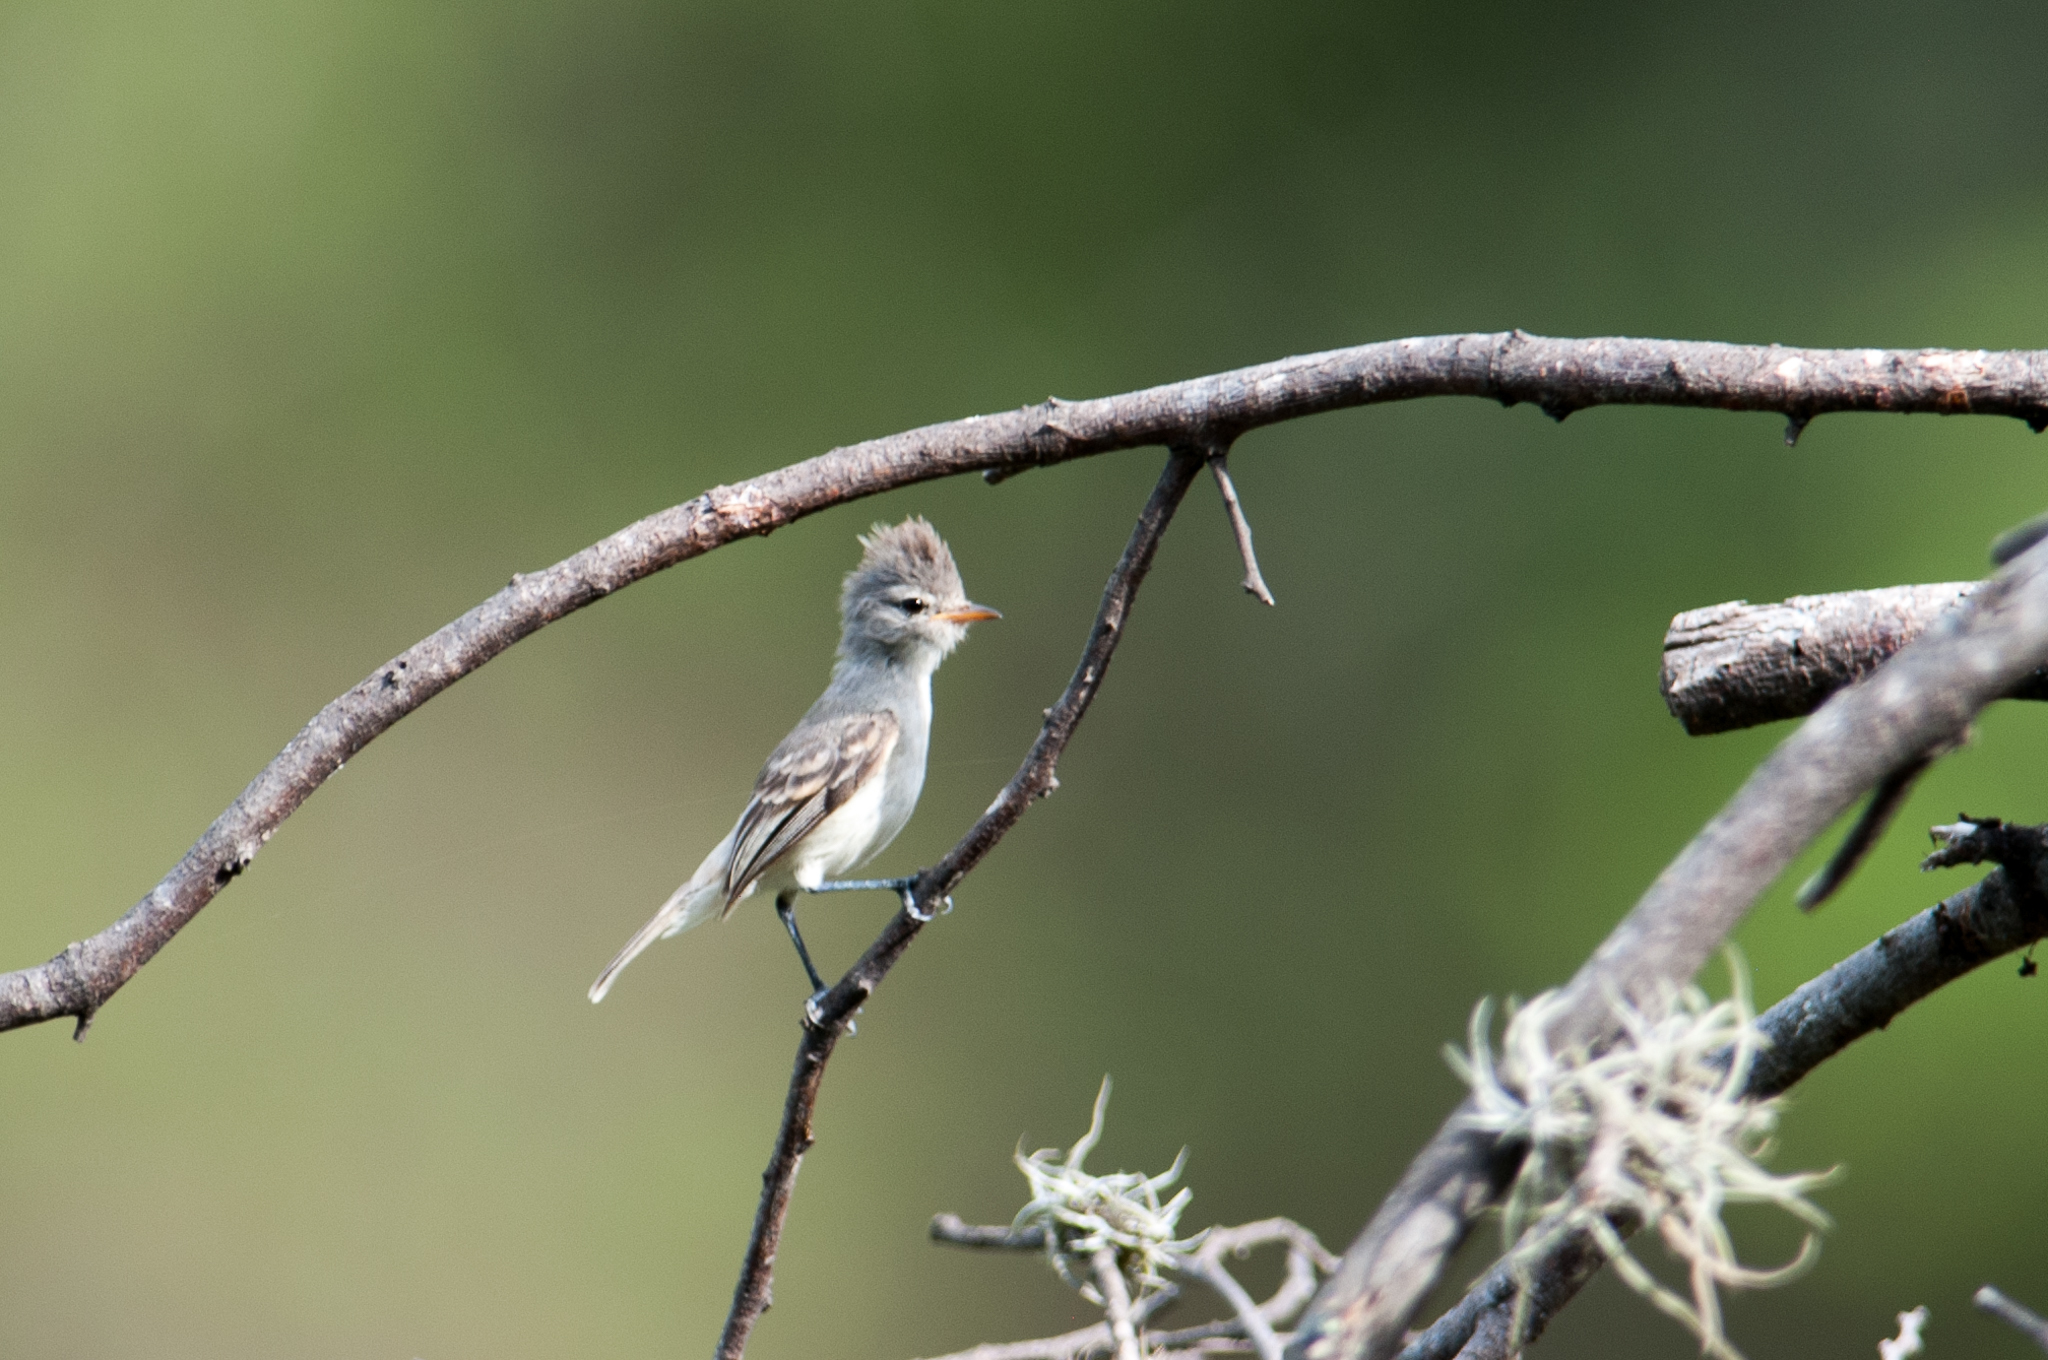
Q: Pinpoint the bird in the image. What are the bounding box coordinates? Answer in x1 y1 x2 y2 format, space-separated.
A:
589 517 999 1004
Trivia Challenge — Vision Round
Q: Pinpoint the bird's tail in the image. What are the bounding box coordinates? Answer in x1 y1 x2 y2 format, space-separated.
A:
588 837 731 1004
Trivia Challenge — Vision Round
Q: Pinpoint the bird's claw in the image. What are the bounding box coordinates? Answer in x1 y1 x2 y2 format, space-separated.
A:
804 988 857 1035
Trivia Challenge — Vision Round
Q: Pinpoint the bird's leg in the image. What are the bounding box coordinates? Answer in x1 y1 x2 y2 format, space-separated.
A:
774 889 828 996
809 875 941 922
810 875 917 894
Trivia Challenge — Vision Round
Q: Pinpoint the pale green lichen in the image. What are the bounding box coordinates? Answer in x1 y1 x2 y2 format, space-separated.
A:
1447 951 1833 1360
1013 1077 1207 1307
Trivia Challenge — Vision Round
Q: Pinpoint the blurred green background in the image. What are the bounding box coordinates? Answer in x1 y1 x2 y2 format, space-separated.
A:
3 1 2048 1356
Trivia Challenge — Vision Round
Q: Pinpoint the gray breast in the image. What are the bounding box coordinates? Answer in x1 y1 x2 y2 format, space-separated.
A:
866 676 932 861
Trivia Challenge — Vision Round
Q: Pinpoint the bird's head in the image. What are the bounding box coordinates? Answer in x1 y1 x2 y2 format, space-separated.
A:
839 517 999 666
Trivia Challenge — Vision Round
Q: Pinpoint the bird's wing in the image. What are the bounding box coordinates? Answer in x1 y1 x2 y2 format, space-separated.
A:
723 710 900 911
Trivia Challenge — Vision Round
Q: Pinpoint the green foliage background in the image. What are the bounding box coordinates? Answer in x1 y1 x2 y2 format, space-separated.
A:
2 3 2046 1356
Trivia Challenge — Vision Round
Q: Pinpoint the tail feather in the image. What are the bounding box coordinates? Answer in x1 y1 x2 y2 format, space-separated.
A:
588 836 732 1003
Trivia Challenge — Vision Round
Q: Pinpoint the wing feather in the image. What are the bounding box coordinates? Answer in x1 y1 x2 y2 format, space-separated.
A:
723 711 899 910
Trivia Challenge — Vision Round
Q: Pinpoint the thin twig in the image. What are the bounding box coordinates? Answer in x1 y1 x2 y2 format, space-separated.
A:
1400 819 2048 1360
1793 753 1932 910
12 334 2048 1035
1292 536 2048 1360
1200 1219 1342 1276
716 452 1204 1360
912 1322 1125 1360
911 1292 1183 1360
1976 1285 2048 1353
931 1213 1049 1251
1182 1255 1286 1360
1094 1248 1144 1360
1201 447 1275 606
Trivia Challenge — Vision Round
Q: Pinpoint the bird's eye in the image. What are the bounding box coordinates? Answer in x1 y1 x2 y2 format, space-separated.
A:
899 596 927 614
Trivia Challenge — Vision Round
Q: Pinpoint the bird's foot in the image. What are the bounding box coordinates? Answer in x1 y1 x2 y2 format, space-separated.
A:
803 988 856 1035
901 883 936 922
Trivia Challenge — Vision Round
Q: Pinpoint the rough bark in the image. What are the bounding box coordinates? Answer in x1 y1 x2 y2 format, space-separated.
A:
1662 582 2048 734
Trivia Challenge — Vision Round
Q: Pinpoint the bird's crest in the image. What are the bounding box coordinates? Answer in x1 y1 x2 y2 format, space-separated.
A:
843 517 964 610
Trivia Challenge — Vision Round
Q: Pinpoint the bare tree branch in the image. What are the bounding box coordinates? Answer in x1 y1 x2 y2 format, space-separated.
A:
931 1214 1049 1251
914 1328 1118 1360
1289 537 2048 1360
1094 1248 1146 1360
1203 447 1276 606
1751 815 2048 1096
912 1296 1182 1360
12 334 2048 1036
1976 1285 2048 1353
1395 1223 1614 1360
1181 1254 1287 1360
1793 752 1933 910
1660 582 2048 735
1201 1220 1343 1277
908 1285 1197 1360
716 451 1204 1360
1400 817 2048 1360
908 1297 1207 1360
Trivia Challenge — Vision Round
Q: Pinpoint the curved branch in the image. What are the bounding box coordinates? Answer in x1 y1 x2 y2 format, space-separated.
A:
1402 821 2048 1360
8 333 2048 1035
715 451 1204 1360
1288 535 2048 1360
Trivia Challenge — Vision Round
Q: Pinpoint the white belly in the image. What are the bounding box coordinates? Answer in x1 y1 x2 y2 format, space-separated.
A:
784 775 891 890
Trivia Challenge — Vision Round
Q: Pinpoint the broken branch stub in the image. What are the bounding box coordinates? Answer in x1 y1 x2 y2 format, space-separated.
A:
1661 582 2048 735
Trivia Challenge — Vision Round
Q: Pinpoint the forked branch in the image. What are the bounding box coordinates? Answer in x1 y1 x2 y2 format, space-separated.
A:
714 451 1205 1360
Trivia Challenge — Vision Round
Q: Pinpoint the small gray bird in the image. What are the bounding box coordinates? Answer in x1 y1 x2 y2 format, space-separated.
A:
589 518 999 1003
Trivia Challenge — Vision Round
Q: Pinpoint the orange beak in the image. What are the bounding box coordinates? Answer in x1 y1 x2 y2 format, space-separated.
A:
933 603 1002 624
